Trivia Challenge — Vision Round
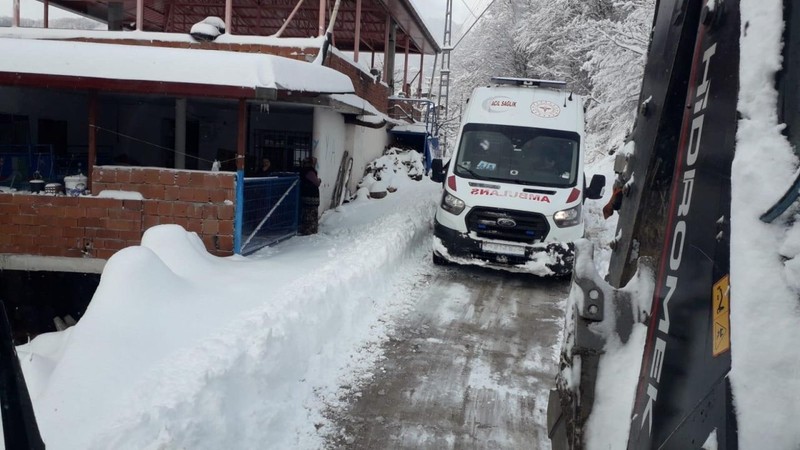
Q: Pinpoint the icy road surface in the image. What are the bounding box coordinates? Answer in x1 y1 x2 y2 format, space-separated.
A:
324 264 569 449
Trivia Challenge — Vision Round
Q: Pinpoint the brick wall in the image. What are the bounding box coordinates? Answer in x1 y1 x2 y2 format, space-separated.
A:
0 167 237 260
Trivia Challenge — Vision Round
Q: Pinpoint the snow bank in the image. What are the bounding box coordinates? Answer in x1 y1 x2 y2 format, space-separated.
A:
19 158 441 449
731 2 800 448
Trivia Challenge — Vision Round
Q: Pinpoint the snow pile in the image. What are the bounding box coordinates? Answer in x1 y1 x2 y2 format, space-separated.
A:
354 147 425 199
730 2 800 447
18 170 441 449
190 16 225 42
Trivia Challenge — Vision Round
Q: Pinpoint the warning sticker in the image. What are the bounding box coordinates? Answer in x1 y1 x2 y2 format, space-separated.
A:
712 275 731 356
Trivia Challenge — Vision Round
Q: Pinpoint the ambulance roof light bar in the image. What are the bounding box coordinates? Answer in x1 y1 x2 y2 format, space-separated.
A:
490 77 567 90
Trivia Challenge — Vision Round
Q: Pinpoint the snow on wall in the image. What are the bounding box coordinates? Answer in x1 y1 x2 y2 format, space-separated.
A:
346 124 389 196
312 107 347 212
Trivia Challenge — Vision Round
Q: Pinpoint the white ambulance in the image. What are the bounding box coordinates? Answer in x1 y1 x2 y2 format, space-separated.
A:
431 77 605 276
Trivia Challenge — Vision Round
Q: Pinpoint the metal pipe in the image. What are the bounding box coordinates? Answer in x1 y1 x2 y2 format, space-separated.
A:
353 0 362 62
44 0 49 28
275 0 305 37
225 0 233 34
136 0 143 30
88 94 98 191
12 0 20 27
237 99 246 171
318 0 326 36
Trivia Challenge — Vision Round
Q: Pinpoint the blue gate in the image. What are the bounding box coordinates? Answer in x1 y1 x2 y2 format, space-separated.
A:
235 173 300 255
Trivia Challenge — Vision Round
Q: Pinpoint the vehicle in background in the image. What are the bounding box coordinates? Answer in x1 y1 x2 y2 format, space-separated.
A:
430 77 605 276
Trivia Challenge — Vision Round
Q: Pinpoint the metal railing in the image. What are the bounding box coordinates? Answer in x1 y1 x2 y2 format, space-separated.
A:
235 173 300 255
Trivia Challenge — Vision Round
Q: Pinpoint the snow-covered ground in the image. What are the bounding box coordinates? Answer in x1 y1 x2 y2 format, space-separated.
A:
17 151 445 449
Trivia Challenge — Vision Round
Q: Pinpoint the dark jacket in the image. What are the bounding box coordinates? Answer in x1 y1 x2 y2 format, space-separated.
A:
299 167 321 198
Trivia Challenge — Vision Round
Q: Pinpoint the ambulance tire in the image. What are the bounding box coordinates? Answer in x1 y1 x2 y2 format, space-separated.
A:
432 251 448 266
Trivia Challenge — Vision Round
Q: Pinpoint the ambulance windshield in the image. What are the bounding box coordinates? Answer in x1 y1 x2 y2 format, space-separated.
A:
453 123 580 188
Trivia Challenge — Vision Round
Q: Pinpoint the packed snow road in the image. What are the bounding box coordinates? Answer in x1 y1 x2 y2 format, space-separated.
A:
324 263 569 449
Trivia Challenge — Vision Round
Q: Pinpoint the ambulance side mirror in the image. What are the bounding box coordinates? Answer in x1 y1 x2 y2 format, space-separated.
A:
585 174 606 200
431 159 446 183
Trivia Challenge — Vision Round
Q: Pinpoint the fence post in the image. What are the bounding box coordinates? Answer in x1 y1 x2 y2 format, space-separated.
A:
234 170 244 254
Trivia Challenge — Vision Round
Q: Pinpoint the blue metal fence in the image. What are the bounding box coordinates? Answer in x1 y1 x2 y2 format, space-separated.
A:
235 173 300 255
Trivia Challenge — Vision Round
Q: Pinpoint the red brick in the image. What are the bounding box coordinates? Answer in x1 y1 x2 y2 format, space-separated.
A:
176 187 191 202
85 207 106 218
192 188 210 203
0 204 20 215
209 189 227 203
176 171 191 186
123 199 143 211
65 206 87 218
0 224 19 234
216 235 234 251
172 202 189 218
78 217 103 228
200 205 216 219
93 198 123 209
60 217 79 228
203 175 220 189
142 215 160 230
164 185 180 201
202 219 219 234
116 170 131 183
94 249 117 260
144 170 160 184
143 184 166 200
219 220 233 235
143 200 158 215
119 230 143 241
108 219 137 231
63 227 85 238
95 229 120 239
189 172 205 187
186 218 202 233
38 226 63 237
159 171 176 185
11 215 36 225
38 205 65 217
155 201 173 217
129 169 146 184
218 205 234 220
219 176 235 190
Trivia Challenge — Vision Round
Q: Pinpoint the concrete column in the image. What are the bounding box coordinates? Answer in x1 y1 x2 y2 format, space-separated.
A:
174 98 187 169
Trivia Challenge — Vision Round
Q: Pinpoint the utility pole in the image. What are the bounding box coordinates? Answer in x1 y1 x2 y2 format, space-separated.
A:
435 0 453 155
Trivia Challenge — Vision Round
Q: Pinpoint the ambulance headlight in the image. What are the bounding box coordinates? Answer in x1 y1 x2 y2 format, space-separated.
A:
553 205 582 227
441 192 466 215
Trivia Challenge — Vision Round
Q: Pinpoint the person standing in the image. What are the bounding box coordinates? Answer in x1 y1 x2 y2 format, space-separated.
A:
256 157 273 177
299 156 321 235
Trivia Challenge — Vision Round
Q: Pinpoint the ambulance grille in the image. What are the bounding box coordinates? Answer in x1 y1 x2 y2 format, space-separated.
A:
466 207 550 244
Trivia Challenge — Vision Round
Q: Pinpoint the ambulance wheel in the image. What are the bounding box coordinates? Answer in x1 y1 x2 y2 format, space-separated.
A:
432 251 448 266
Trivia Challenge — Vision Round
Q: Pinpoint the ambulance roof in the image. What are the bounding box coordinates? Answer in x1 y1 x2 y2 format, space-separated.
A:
461 84 585 134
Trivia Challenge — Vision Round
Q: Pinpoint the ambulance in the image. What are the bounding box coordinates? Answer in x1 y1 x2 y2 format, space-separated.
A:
431 77 605 276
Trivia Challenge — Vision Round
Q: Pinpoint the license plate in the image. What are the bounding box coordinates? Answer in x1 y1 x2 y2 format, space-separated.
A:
482 242 526 256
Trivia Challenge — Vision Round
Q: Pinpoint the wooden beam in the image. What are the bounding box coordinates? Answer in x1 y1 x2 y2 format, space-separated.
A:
44 0 49 28
403 35 409 96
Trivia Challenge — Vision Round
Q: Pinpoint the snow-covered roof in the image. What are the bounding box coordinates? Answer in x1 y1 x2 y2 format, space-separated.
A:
390 122 429 134
0 37 354 97
0 27 327 50
328 93 405 126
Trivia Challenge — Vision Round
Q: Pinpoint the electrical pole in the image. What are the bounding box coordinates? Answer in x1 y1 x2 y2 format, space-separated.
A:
435 0 453 155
